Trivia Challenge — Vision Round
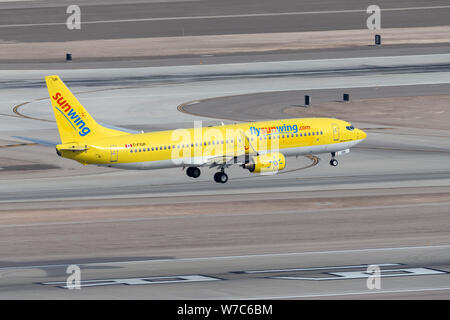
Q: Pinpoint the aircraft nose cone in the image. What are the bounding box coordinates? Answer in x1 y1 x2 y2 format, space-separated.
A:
358 129 367 140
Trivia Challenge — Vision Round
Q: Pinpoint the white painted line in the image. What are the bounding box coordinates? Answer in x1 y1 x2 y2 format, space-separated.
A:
239 287 450 300
241 264 401 274
0 6 449 28
42 275 221 288
1 244 450 271
274 267 447 281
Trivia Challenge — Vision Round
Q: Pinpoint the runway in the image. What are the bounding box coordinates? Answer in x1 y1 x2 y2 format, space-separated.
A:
1 0 449 42
1 0 450 300
2 245 450 299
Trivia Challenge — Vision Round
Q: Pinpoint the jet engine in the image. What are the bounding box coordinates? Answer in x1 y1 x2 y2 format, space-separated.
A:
243 152 286 173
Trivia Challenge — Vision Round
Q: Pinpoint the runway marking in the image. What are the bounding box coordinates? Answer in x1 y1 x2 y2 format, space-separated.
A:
241 287 450 300
42 275 221 289
1 6 450 28
12 87 140 123
12 100 53 123
271 267 447 281
36 265 450 289
2 244 450 271
236 264 401 274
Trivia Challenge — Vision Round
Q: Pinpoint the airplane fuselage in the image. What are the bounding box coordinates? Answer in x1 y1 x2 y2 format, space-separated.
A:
57 117 366 170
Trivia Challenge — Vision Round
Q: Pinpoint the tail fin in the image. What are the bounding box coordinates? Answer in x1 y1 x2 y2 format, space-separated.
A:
45 75 129 143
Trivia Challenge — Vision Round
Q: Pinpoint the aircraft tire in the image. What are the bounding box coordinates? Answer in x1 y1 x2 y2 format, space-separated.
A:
330 159 338 166
214 172 228 183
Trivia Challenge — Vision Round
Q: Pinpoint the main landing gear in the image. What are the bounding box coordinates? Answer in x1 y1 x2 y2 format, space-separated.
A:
330 152 338 167
186 166 201 178
186 166 229 183
214 170 228 184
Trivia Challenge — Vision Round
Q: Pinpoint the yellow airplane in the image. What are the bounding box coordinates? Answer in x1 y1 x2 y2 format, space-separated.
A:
35 75 367 183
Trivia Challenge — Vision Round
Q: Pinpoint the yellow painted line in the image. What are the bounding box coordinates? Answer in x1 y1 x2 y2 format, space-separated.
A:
12 100 53 122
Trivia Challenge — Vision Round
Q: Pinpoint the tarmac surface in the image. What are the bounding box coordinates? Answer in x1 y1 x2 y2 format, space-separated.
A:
0 0 450 300
1 0 449 42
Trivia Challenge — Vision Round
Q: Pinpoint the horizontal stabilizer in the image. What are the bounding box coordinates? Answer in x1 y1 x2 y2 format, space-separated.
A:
58 146 88 151
12 136 59 147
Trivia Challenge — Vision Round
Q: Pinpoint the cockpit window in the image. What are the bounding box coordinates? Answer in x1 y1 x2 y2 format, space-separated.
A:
346 125 355 131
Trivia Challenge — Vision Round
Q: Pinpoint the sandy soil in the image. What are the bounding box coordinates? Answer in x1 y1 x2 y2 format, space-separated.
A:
1 192 450 225
0 26 449 60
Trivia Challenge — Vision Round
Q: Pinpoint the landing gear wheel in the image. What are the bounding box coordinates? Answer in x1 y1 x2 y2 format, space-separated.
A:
214 172 228 184
330 159 338 167
186 167 201 178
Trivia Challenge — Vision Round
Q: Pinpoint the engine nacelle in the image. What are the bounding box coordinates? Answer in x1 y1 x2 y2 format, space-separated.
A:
243 152 286 174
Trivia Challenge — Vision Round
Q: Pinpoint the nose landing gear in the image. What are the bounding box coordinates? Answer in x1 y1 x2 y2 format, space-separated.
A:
330 152 338 166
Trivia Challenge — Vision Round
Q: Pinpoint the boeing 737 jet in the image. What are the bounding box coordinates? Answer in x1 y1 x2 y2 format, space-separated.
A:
26 76 366 183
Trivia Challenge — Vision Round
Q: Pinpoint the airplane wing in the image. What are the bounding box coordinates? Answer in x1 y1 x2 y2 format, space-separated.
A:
200 129 259 168
205 155 236 168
